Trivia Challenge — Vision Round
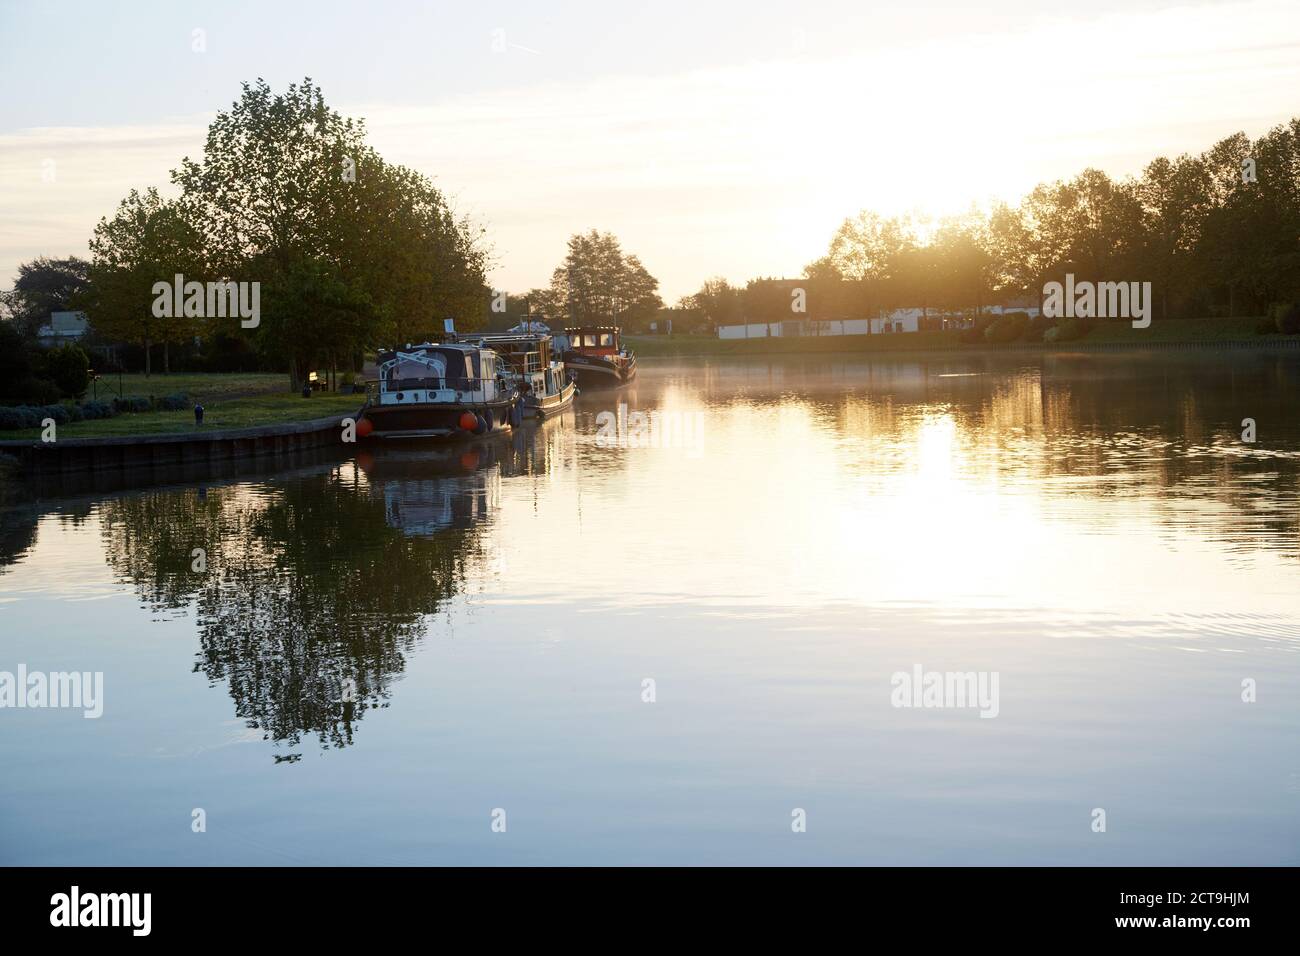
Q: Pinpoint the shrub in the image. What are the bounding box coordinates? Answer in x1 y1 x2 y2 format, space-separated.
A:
959 313 999 344
0 322 33 391
1044 318 1092 343
1271 302 1300 334
0 398 121 430
40 404 71 425
0 403 74 431
112 395 152 414
155 393 189 411
7 377 63 405
1255 316 1279 335
984 312 1029 344
1022 314 1052 342
79 400 116 420
42 344 91 399
0 406 38 430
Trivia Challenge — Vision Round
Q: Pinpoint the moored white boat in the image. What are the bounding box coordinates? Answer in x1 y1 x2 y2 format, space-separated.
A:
359 342 522 439
464 328 578 420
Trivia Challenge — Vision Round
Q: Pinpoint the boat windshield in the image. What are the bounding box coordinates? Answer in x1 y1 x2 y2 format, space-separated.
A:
385 350 474 390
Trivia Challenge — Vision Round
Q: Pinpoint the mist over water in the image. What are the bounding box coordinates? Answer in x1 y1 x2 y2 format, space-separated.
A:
2 352 1298 865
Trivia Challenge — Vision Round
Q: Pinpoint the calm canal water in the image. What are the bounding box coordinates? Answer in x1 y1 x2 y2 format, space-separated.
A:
2 352 1298 865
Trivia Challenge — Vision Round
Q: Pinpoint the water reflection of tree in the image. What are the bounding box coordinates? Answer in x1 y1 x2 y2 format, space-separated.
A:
96 486 232 611
0 508 39 570
0 501 93 573
99 457 494 752
1032 356 1300 554
823 354 1300 558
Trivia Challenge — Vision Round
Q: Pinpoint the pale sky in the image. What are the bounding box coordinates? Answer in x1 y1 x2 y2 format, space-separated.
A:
2 0 1298 302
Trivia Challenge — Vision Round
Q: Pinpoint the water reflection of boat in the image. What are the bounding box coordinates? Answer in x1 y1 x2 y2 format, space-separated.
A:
357 440 502 537
360 342 522 439
381 471 498 537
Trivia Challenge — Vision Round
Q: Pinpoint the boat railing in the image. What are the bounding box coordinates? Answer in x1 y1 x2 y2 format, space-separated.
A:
373 377 501 402
388 375 447 391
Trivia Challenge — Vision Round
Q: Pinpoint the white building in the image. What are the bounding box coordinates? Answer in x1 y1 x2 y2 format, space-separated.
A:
717 310 919 339
868 309 921 334
717 322 783 339
37 311 88 346
715 301 1040 339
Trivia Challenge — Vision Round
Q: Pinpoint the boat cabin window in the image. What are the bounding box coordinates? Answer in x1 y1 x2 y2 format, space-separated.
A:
583 334 597 347
600 333 614 347
387 353 448 391
436 349 475 385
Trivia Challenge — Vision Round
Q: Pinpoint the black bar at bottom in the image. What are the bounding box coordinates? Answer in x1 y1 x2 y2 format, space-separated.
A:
0 866 1287 942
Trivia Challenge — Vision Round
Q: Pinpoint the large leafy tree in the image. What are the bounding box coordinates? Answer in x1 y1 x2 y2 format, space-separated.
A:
927 213 996 317
1049 169 1144 282
1242 120 1300 306
171 78 371 387
1197 132 1259 316
170 77 489 387
824 211 916 282
546 230 663 326
173 78 368 278
524 285 564 320
87 188 203 375
1135 155 1211 320
616 253 663 327
687 277 743 331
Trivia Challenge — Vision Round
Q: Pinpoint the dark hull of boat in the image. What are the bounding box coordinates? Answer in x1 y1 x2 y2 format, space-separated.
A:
362 398 518 439
524 380 578 419
564 355 636 389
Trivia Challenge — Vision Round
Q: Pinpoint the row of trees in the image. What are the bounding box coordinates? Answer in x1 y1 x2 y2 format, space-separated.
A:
11 84 663 382
8 107 1297 360
82 78 490 386
683 119 1300 329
